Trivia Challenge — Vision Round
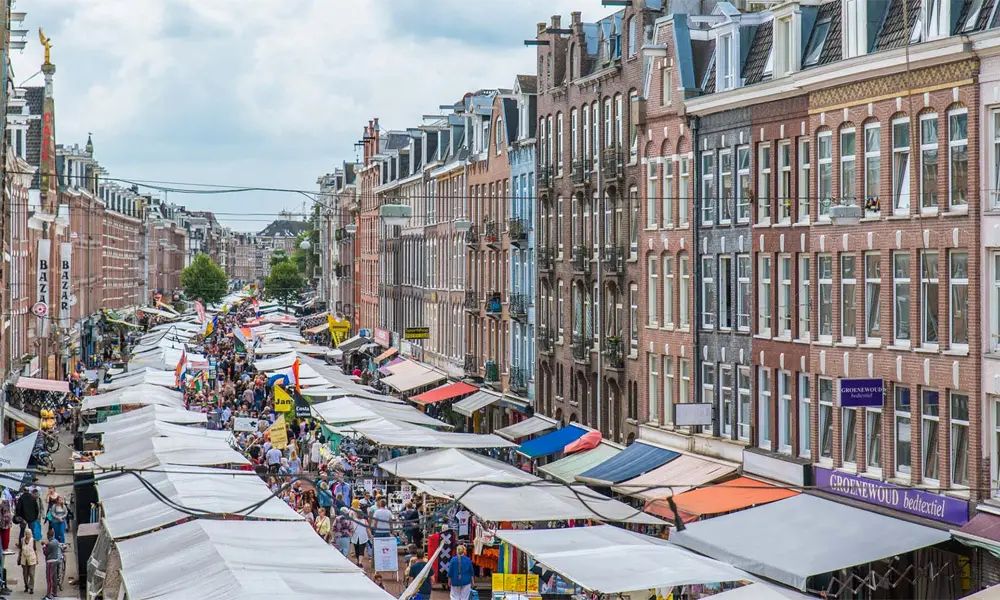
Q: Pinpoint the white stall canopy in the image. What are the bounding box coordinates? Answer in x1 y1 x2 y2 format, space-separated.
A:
379 449 535 486
95 436 249 470
348 419 514 449
82 385 186 410
86 405 207 431
311 397 451 429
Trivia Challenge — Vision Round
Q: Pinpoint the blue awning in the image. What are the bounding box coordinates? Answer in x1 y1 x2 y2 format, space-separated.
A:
576 441 680 485
517 425 588 459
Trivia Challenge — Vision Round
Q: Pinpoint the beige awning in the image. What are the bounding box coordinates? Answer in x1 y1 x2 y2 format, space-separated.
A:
611 454 737 501
4 404 39 429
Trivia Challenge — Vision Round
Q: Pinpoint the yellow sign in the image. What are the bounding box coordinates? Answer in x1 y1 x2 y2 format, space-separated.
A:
328 314 350 334
526 575 540 593
404 327 430 340
492 573 505 591
273 385 293 413
504 574 526 592
268 416 287 450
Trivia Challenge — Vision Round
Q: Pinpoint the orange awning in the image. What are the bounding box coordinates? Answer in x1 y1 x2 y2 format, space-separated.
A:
375 347 398 363
645 476 798 523
410 381 478 405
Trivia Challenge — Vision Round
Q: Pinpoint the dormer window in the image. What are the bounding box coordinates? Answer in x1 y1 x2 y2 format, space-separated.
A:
628 17 638 57
803 17 831 66
775 16 793 76
912 0 951 41
843 0 867 58
496 119 503 155
718 33 735 91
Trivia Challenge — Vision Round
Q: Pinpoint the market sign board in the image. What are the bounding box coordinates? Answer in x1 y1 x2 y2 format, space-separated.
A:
815 467 968 526
839 378 884 407
404 327 429 340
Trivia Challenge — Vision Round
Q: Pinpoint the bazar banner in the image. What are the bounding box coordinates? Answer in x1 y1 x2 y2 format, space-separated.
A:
492 573 541 595
268 416 287 450
815 467 968 526
273 385 293 413
839 378 884 407
373 537 398 572
233 417 262 433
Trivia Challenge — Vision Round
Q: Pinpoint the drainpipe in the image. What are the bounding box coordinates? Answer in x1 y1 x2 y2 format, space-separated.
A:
690 115 702 435
595 82 604 436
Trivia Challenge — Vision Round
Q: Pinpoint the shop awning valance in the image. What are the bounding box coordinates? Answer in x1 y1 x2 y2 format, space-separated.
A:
382 369 446 394
379 448 534 486
576 441 679 486
410 381 478 405
645 476 798 523
495 415 558 440
3 404 39 429
374 347 398 363
538 443 622 484
953 511 1000 559
611 454 736 500
15 377 69 393
671 494 952 591
453 391 502 417
517 424 588 458
335 334 367 353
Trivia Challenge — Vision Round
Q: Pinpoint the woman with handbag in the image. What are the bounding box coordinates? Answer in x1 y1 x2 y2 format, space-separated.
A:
18 529 36 594
314 507 331 543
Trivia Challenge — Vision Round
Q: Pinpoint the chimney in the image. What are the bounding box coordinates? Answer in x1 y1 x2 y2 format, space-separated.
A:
551 15 561 29
373 118 380 153
571 11 582 25
537 22 546 36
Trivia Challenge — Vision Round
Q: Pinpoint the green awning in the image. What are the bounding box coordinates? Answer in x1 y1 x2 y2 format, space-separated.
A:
538 443 621 484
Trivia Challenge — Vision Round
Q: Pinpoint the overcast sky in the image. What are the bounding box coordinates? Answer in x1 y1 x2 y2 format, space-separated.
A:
12 0 608 231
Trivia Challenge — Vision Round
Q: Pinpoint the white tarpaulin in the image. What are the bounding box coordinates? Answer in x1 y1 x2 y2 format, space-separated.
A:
379 448 536 485
709 583 813 599
116 520 394 600
95 436 249 469
136 306 178 319
0 432 37 490
97 467 301 539
496 526 752 593
311 397 451 428
87 405 207 431
254 342 295 355
342 418 513 449
82 385 186 410
99 420 232 449
98 369 177 392
253 352 297 371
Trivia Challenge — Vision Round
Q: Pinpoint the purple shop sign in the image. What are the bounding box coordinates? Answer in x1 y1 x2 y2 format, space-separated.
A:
839 378 885 407
815 467 969 526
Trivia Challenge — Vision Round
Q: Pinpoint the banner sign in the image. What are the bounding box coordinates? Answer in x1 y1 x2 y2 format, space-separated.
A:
374 328 391 347
233 417 262 432
268 416 287 450
36 240 51 337
293 389 311 419
273 386 293 413
404 327 429 340
59 242 72 329
0 431 38 490
839 378 884 407
815 467 968 526
373 536 399 572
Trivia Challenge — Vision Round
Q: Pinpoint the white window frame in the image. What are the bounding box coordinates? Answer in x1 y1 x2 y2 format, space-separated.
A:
679 157 690 226
663 255 675 329
779 370 793 453
919 113 938 213
583 106 591 164
992 253 1000 353
892 117 912 215
799 374 811 458
719 148 733 225
949 251 968 350
661 66 673 107
865 253 881 344
630 283 639 356
759 254 772 336
679 358 691 404
797 138 811 223
865 405 883 474
817 131 833 220
920 251 939 348
591 102 599 163
702 362 716 428
895 386 911 474
840 128 857 205
737 254 751 332
991 110 1000 210
737 366 751 441
818 254 833 342
571 108 579 162
798 255 811 342
842 405 858 467
737 145 751 223
951 392 969 487
718 33 735 91
819 377 834 461
759 367 772 449
679 253 690 329
948 108 968 210
701 151 716 226
648 255 659 327
646 160 659 229
557 279 565 341
778 254 792 339
702 255 715 329
778 141 792 223
662 158 674 228
841 254 857 344
864 123 881 211
922 389 940 483
719 255 732 330
720 365 734 437
648 353 660 424
758 143 772 225
663 356 675 425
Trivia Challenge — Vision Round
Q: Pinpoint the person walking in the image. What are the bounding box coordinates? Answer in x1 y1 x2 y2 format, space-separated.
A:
333 508 352 557
18 529 36 594
371 498 393 538
407 551 434 600
48 496 68 544
349 509 371 568
16 487 41 544
447 545 474 600
314 507 331 543
43 528 61 599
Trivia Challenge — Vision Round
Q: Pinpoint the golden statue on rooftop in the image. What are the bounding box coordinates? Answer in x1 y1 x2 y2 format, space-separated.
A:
39 27 52 65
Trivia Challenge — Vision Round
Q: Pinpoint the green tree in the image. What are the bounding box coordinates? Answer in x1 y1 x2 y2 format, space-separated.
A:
266 259 304 308
180 254 228 305
270 249 288 267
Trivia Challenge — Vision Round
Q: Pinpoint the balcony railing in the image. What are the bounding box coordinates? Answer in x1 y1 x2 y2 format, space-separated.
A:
538 327 555 354
571 246 592 276
509 293 528 321
484 221 500 247
484 361 500 385
571 159 592 186
509 366 528 394
601 148 623 179
602 246 626 275
538 248 554 273
464 290 479 311
538 165 553 190
485 292 503 317
606 337 625 370
571 334 590 363
464 353 479 375
508 217 528 246
465 225 479 246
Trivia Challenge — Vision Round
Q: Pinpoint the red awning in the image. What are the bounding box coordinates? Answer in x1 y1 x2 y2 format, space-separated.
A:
15 377 70 394
375 347 398 363
410 381 479 405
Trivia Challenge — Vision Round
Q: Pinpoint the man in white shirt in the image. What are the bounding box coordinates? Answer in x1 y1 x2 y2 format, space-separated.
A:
310 438 322 471
372 498 394 538
266 446 282 473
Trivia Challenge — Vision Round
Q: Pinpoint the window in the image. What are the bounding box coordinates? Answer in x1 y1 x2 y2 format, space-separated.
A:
571 196 579 247
799 375 811 457
924 0 949 39
865 253 881 343
778 141 792 222
893 252 911 344
866 406 882 471
648 255 659 327
702 363 716 422
615 94 624 148
719 255 732 330
777 255 792 338
661 67 672 106
557 279 565 340
557 196 565 253
843 0 866 57
817 132 833 219
818 254 833 341
759 255 772 335
591 103 599 162
604 99 612 149
679 253 690 328
718 34 734 91
737 146 751 223
921 251 939 346
950 251 968 348
662 159 674 228
701 152 716 225
737 366 751 440
629 186 639 255
864 123 881 210
992 111 1000 210
495 118 503 154
758 143 772 224
777 17 794 74
679 358 691 404
663 356 675 424
919 114 938 212
630 283 639 355
646 161 658 228
993 254 1000 352
628 17 637 56
798 138 811 222
737 254 751 331
759 368 772 448
663 255 674 328
895 386 911 473
720 149 733 224
840 128 856 204
951 392 969 486
679 157 690 225
582 107 590 164
893 118 911 214
571 109 579 162
720 365 734 437
820 378 834 459
702 256 715 329
803 19 831 66
922 390 939 482
779 371 793 452
648 354 660 423
841 254 857 342
843 406 858 465
798 255 811 340
949 110 968 209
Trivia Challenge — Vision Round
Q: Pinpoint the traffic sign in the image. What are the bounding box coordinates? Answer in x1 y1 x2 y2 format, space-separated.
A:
31 302 48 317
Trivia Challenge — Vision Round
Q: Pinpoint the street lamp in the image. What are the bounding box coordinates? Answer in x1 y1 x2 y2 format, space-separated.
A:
344 224 358 234
299 239 311 251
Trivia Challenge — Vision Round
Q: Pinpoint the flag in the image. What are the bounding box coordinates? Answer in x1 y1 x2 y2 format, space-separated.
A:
203 318 214 337
291 358 301 392
174 350 187 387
194 301 206 324
273 384 293 413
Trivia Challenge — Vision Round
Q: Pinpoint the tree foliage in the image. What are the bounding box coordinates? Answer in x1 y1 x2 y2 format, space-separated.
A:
266 259 304 307
180 254 228 305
